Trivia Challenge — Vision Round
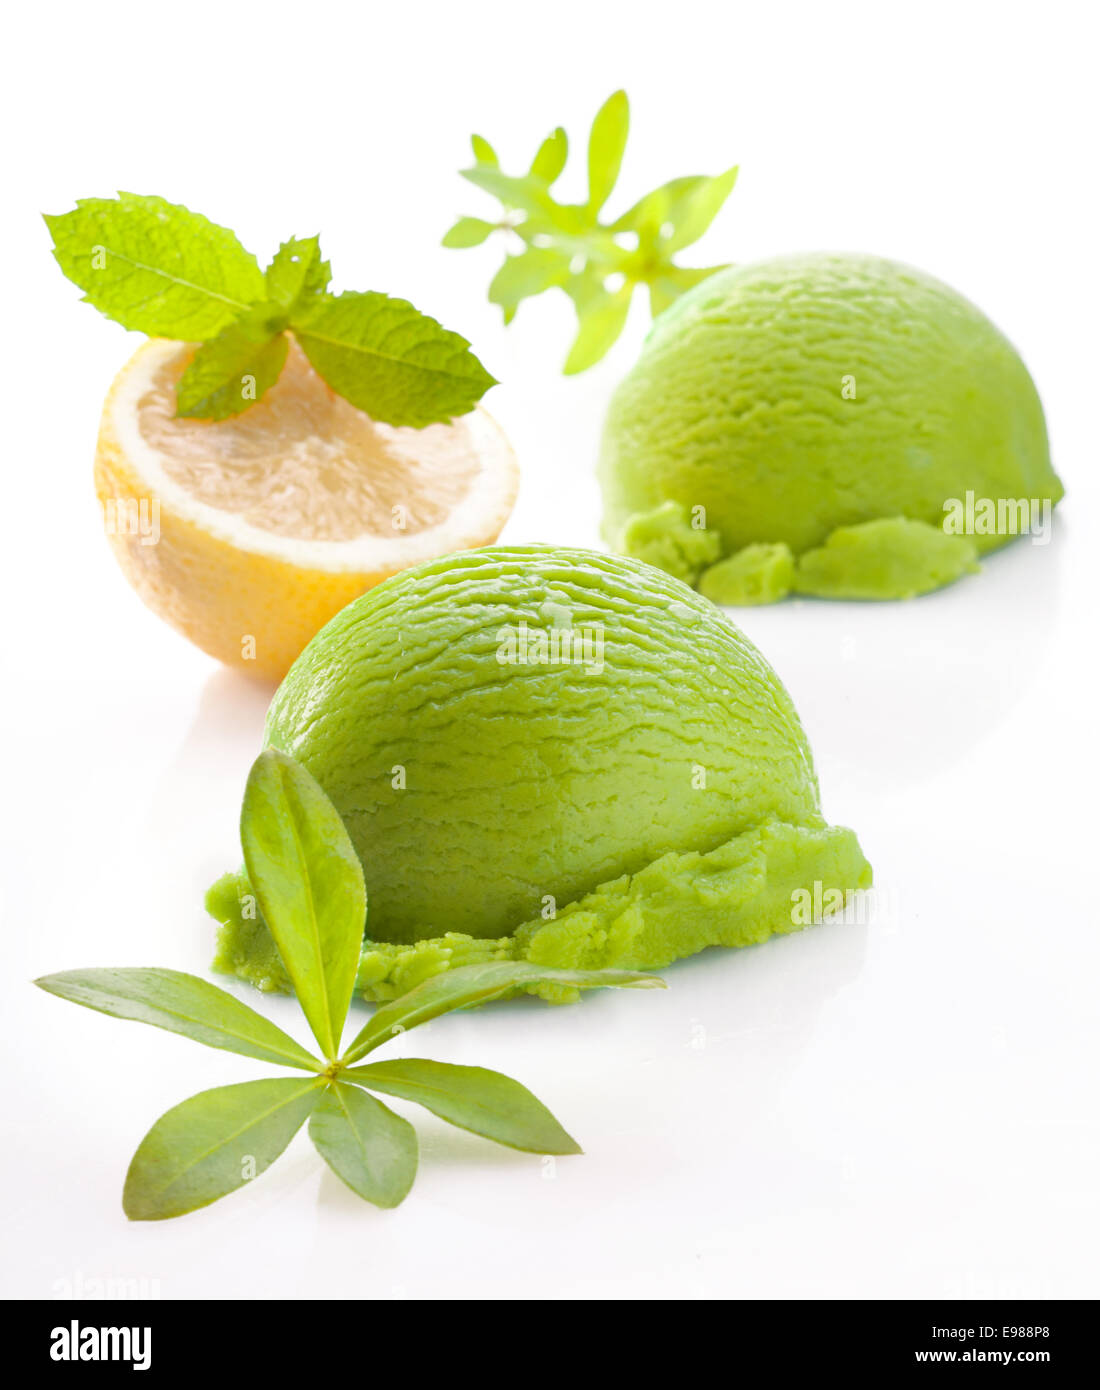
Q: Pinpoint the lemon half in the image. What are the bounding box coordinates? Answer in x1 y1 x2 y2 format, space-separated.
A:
94 337 518 679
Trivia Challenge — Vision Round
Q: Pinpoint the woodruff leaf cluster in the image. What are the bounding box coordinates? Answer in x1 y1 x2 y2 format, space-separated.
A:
35 749 662 1220
443 90 739 373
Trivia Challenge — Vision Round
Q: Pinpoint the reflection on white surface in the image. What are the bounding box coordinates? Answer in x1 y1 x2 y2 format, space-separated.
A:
734 518 1065 792
4 0 1097 1300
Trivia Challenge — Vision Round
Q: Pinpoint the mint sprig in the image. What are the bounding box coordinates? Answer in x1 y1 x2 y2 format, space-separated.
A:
45 193 264 339
34 749 662 1220
45 193 495 426
292 291 497 427
264 236 331 310
174 305 290 420
442 90 738 372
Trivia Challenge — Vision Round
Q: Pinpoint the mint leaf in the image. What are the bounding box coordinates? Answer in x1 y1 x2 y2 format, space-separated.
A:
530 127 568 185
34 967 321 1071
344 1059 581 1155
47 193 497 423
292 291 497 427
309 1081 417 1207
264 236 330 311
586 90 630 213
240 750 365 1059
663 165 739 252
44 192 263 338
564 283 633 374
175 307 289 420
123 1077 323 1220
441 217 496 249
342 963 663 1064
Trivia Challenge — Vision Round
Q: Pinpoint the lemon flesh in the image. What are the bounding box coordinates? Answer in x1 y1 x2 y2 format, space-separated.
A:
95 338 517 679
138 339 484 542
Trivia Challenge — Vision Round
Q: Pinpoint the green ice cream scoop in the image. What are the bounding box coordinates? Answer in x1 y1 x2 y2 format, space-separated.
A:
209 546 870 1001
599 253 1063 601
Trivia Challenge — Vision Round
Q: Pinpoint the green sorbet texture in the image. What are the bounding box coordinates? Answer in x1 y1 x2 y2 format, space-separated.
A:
618 500 722 584
599 253 1063 602
793 518 979 599
699 543 797 605
208 546 870 1002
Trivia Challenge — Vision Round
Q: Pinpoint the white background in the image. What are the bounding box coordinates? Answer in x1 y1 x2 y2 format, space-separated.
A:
3 0 1097 1300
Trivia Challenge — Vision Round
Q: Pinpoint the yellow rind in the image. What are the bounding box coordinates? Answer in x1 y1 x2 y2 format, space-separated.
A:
93 340 519 681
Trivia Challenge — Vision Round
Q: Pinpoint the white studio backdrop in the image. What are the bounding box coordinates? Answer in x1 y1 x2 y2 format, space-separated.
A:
1 0 1096 1299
